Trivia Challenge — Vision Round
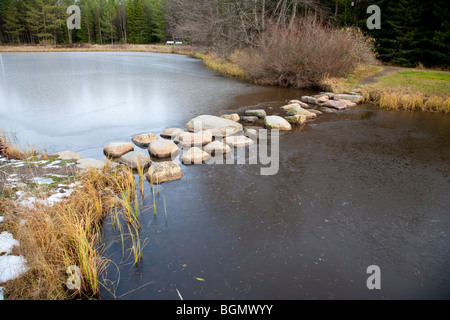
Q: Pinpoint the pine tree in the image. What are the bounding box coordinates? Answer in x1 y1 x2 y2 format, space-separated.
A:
148 0 166 42
24 0 65 44
3 0 26 43
126 0 136 42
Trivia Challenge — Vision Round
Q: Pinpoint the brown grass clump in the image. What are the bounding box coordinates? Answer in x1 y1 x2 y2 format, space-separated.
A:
0 130 49 160
2 163 146 299
361 88 450 114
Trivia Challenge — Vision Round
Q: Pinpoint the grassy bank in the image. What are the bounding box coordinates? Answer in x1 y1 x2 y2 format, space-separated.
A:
1 134 152 299
363 70 450 113
323 66 450 113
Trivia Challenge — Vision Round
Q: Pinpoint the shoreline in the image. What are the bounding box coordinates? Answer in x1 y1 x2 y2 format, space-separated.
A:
1 43 448 114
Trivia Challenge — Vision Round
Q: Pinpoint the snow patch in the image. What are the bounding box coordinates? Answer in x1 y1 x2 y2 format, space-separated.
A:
0 231 27 285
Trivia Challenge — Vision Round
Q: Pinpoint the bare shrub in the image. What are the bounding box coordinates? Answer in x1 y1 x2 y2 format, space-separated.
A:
238 17 377 89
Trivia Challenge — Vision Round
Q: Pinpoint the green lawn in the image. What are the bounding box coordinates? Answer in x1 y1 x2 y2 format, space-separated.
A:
371 70 450 97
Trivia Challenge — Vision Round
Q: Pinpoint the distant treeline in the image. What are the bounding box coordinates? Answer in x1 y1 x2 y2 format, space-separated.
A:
0 0 167 45
0 0 449 68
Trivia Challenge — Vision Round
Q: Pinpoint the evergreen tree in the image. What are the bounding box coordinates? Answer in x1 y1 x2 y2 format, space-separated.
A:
24 0 65 44
3 0 26 43
128 0 149 43
148 0 166 42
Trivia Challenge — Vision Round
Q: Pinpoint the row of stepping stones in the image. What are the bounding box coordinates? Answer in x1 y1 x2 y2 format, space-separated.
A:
58 92 363 185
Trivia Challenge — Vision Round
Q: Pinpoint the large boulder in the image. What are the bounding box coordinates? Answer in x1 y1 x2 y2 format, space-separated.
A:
131 133 158 148
333 94 363 103
104 142 134 158
176 130 213 147
148 139 180 159
224 135 254 148
146 161 182 184
186 115 243 136
264 116 292 130
52 150 82 161
119 151 151 170
244 109 267 118
286 105 317 118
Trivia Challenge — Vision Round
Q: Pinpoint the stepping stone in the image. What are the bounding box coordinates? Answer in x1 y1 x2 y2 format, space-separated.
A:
131 133 158 148
148 140 180 159
264 116 292 130
240 116 258 123
286 105 317 118
322 100 347 110
146 161 182 184
180 147 210 164
52 150 82 160
104 142 134 158
333 94 363 103
176 130 213 147
76 158 107 172
203 140 232 155
185 115 243 136
314 94 329 103
160 128 184 140
300 96 318 104
119 151 151 170
224 135 254 148
285 115 307 125
338 99 358 107
244 109 267 118
220 114 240 122
243 127 259 137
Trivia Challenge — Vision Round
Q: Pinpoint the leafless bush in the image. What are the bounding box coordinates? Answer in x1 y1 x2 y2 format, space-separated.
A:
238 17 377 89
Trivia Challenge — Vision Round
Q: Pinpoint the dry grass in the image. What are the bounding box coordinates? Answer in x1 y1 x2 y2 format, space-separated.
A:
1 160 150 299
0 130 49 160
361 70 450 113
362 89 450 113
192 51 246 79
322 65 450 114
